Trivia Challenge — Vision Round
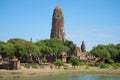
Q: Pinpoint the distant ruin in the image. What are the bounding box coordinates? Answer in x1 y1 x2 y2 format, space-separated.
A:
50 6 92 62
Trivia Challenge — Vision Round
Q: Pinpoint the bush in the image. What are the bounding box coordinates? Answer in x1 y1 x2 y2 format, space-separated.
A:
98 61 109 68
79 61 85 66
54 59 64 69
24 63 31 68
32 64 39 69
88 62 95 67
111 63 120 69
42 57 47 63
105 59 114 64
69 57 79 68
63 64 69 69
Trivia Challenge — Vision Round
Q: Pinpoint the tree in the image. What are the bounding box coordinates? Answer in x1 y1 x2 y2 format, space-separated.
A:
106 44 119 60
0 41 15 58
35 40 52 57
69 57 79 68
64 40 77 56
90 45 111 59
35 39 69 62
90 44 120 62
48 39 69 61
115 44 120 62
7 38 40 59
35 40 52 64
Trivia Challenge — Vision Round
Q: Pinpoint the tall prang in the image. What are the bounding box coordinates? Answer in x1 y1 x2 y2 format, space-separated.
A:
81 41 86 52
50 6 66 42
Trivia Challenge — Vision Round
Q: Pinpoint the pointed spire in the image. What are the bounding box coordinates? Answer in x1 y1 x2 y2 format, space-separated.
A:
81 41 86 52
30 38 32 43
55 5 61 10
52 5 64 20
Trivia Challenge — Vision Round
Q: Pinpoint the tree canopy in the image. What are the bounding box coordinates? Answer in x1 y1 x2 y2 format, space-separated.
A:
35 39 69 61
0 41 15 58
0 38 77 63
90 44 120 62
64 40 77 56
7 38 40 57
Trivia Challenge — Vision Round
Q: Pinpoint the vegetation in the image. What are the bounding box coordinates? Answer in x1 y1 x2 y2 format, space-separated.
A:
23 63 31 68
32 64 39 69
42 57 47 63
0 41 15 58
0 38 120 70
97 61 109 69
69 57 79 68
7 38 40 57
79 61 85 66
64 40 77 56
90 44 120 63
111 63 120 69
0 38 77 64
54 59 64 68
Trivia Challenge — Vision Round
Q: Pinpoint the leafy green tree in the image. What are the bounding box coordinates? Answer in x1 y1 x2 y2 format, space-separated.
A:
40 39 69 61
7 38 40 58
90 45 111 59
35 40 52 57
0 41 15 58
69 57 79 68
35 40 52 64
48 39 69 61
115 44 120 62
64 40 77 56
35 39 69 62
106 44 119 60
7 38 29 57
90 43 120 62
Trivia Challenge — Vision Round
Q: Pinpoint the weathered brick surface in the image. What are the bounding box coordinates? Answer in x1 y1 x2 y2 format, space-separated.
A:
50 6 66 41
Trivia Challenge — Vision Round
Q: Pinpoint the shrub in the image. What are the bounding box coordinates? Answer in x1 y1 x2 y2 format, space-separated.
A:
24 63 31 68
105 59 114 64
79 61 85 66
88 62 95 67
42 57 47 63
32 64 39 69
63 64 69 69
99 61 109 68
54 59 64 69
115 63 120 67
69 57 79 68
111 63 120 69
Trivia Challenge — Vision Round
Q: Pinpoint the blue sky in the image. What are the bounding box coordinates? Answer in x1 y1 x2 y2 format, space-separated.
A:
0 0 120 51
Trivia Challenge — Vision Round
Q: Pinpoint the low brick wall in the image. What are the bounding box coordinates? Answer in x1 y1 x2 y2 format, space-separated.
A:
0 64 9 69
0 61 21 70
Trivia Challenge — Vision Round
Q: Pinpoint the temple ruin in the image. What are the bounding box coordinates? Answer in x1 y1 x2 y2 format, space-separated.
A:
50 6 90 62
50 6 66 42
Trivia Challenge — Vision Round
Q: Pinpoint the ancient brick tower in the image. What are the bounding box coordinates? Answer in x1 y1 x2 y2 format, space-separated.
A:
50 6 66 41
81 41 86 52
